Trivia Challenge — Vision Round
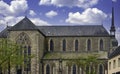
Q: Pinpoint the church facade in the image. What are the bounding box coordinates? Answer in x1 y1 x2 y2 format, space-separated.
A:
0 9 118 74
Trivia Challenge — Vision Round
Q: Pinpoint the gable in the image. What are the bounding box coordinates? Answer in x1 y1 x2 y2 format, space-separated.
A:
9 17 38 31
0 17 110 37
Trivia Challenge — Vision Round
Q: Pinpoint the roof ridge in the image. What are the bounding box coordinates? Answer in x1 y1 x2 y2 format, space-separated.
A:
9 17 38 31
37 25 103 27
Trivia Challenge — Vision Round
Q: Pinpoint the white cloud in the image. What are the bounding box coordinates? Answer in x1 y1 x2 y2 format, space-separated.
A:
45 10 58 18
29 10 36 16
30 18 51 26
0 16 51 26
39 0 99 8
0 0 51 32
0 0 50 28
0 0 28 26
112 0 117 2
0 16 24 26
0 0 28 16
66 8 107 25
116 27 120 45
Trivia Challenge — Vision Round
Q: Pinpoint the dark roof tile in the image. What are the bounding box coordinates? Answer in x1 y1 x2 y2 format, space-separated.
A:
38 25 109 36
108 46 120 59
0 26 11 38
9 17 38 31
1 17 110 37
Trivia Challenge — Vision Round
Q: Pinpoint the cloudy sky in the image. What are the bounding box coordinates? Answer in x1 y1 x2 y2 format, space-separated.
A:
0 0 120 45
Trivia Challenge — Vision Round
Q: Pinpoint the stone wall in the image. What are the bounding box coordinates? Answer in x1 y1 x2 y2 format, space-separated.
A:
47 37 111 52
108 55 120 74
9 30 45 74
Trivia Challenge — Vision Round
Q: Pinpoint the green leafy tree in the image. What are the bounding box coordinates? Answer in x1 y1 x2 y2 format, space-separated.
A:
0 38 32 73
67 54 102 74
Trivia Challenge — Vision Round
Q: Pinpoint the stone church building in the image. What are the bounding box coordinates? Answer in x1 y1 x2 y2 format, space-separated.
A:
0 8 118 74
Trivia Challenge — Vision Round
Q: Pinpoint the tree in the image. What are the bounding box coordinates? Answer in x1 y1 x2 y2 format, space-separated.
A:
66 54 102 74
0 38 32 74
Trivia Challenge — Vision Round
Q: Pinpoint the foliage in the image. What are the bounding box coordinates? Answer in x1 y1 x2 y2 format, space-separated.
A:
0 38 32 72
66 54 102 74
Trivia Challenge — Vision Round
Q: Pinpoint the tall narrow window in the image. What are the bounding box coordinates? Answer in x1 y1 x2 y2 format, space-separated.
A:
46 64 50 74
118 58 120 67
109 62 111 70
86 65 89 74
50 39 54 51
100 39 103 50
113 60 116 68
27 46 31 71
87 39 91 51
24 46 31 71
68 66 71 74
90 65 93 74
16 32 31 72
99 64 103 74
75 40 78 51
63 39 66 51
24 46 27 71
73 65 76 74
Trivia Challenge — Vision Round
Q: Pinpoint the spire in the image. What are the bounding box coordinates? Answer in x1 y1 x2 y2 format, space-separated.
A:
112 7 115 27
110 6 116 36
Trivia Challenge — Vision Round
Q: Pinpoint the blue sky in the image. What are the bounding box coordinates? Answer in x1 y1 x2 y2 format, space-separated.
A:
0 0 120 45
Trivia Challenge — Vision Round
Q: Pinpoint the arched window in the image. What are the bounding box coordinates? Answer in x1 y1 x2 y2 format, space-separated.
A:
73 65 76 74
63 39 66 51
27 46 31 71
81 67 84 74
75 40 78 51
90 65 93 74
86 65 89 73
46 64 50 74
16 32 31 72
50 39 54 51
87 39 91 51
100 39 103 51
99 64 104 74
68 66 71 74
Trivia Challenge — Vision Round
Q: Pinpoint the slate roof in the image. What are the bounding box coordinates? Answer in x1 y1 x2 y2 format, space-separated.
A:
38 25 109 36
0 26 11 38
0 17 110 37
108 46 120 59
9 17 38 31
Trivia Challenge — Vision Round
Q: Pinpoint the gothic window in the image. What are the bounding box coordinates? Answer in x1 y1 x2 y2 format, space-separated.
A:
46 64 50 74
16 32 31 72
17 69 22 74
73 65 76 74
87 39 91 51
99 64 103 74
16 32 31 45
50 39 54 51
81 67 84 74
63 39 66 51
75 40 78 51
68 66 71 74
86 65 89 73
27 46 31 71
100 39 103 50
90 65 93 74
